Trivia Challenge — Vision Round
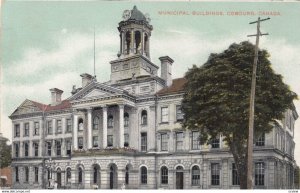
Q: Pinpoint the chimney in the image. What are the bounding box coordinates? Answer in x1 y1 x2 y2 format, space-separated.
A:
49 88 63 105
80 73 93 87
159 56 174 87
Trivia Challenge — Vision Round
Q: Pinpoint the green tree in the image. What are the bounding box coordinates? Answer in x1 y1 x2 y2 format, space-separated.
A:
0 137 11 168
182 41 297 189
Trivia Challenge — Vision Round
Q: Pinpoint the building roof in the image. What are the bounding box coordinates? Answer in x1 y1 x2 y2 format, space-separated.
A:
30 99 71 112
130 6 147 22
156 78 187 95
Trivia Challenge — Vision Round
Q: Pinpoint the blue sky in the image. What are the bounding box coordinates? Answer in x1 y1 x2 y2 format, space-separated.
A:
1 1 300 164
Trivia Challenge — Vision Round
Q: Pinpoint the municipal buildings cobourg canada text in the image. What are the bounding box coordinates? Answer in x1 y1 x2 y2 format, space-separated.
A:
9 6 297 189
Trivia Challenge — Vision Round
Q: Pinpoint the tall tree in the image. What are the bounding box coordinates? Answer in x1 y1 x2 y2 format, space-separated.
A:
0 136 11 168
182 41 297 189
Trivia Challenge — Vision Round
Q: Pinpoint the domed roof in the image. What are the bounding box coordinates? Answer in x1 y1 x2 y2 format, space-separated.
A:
130 6 147 22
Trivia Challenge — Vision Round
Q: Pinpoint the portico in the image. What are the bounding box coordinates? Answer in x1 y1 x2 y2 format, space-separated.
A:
72 102 135 151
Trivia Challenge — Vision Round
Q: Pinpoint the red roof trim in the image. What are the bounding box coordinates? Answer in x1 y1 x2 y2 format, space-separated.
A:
156 78 187 95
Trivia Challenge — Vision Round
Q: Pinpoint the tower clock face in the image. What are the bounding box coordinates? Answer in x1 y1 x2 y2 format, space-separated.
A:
122 10 131 21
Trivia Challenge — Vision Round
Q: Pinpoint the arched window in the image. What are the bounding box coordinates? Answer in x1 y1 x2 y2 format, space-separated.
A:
78 167 83 184
135 31 141 53
125 166 129 185
124 113 129 127
93 117 99 130
66 168 71 183
108 115 114 128
141 110 147 125
125 31 131 54
57 168 62 188
78 118 84 131
191 165 200 185
25 167 29 182
93 166 100 184
161 166 168 184
141 166 147 184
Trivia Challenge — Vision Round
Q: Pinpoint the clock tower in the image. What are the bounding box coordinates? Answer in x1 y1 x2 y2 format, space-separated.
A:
110 6 159 83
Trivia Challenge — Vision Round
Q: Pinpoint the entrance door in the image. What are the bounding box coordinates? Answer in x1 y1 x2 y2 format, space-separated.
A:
57 172 61 189
176 172 183 189
110 171 114 189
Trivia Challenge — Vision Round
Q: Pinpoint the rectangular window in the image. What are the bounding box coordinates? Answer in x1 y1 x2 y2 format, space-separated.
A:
56 141 61 156
211 137 220 149
211 163 220 186
124 134 129 147
161 107 169 123
15 167 19 182
192 131 200 150
232 163 240 185
56 120 62 134
256 133 265 146
78 137 83 149
66 119 72 133
47 121 53 135
176 132 184 151
161 133 168 151
34 167 39 182
176 105 184 121
24 142 29 157
107 135 113 147
47 142 52 156
34 122 39 135
66 140 71 156
255 162 265 186
15 143 19 158
93 136 99 147
24 123 29 136
141 133 147 152
14 124 20 137
34 142 39 157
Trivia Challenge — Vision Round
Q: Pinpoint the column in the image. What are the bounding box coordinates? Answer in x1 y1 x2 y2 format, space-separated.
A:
141 31 145 55
87 108 92 149
147 35 150 58
121 31 125 55
73 113 78 150
119 104 124 148
102 106 108 148
130 29 134 54
62 138 65 156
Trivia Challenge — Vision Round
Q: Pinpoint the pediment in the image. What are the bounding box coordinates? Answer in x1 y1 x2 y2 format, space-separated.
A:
83 88 114 99
11 99 42 116
69 82 126 101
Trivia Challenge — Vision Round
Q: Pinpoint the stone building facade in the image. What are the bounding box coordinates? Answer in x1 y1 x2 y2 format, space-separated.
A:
9 6 298 189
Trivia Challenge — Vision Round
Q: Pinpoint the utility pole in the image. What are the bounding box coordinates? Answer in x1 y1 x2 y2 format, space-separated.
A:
246 17 270 189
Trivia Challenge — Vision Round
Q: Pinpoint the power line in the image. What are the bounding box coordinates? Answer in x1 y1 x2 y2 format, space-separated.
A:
246 17 270 189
